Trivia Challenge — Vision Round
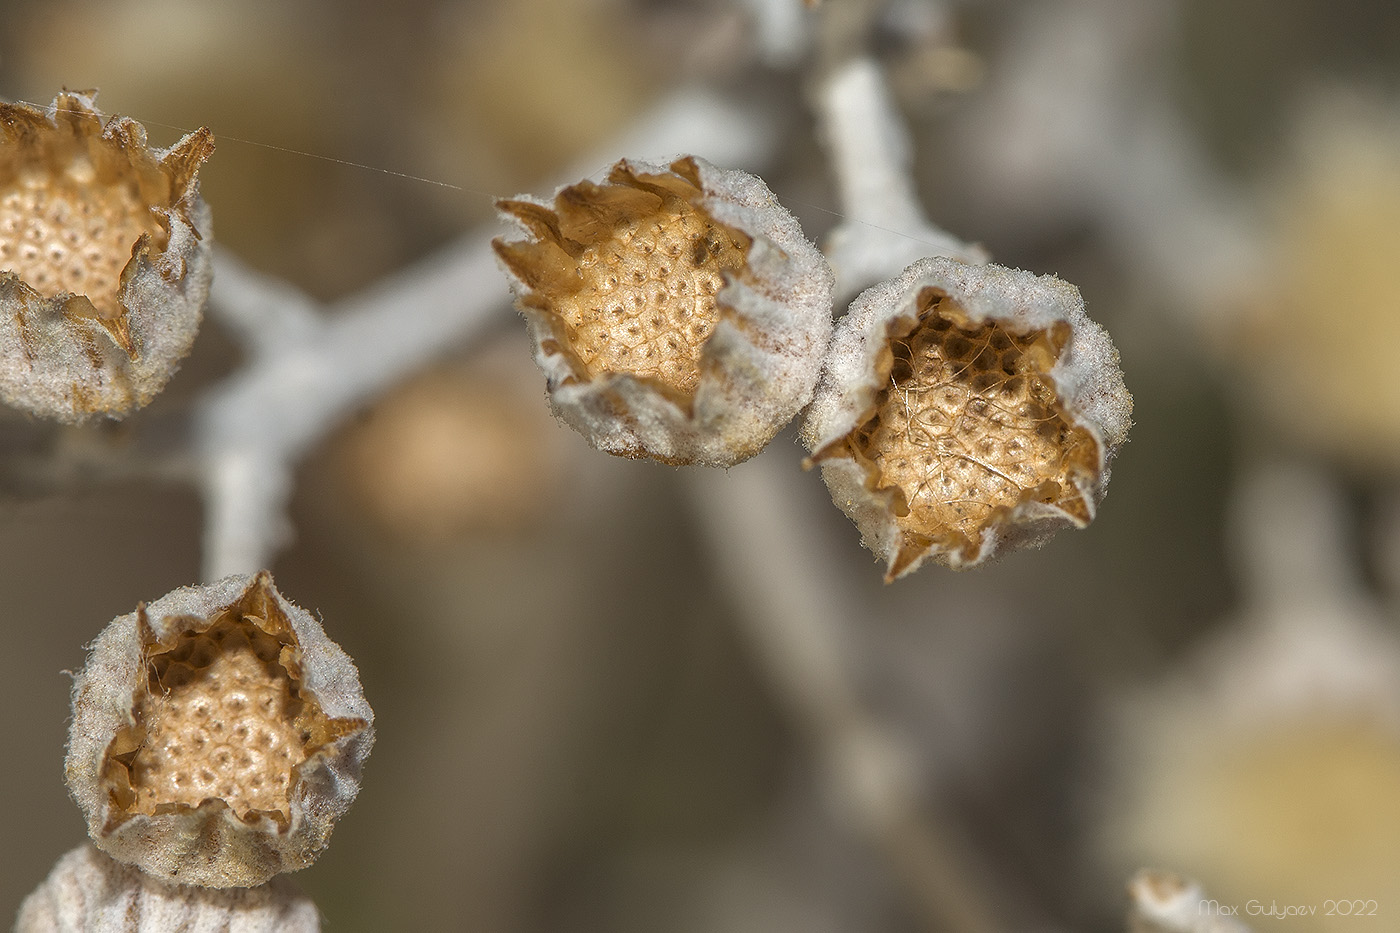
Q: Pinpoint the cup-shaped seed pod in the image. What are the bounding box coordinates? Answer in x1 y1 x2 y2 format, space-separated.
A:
16 845 320 933
0 90 214 422
65 572 373 888
803 257 1131 580
494 155 834 466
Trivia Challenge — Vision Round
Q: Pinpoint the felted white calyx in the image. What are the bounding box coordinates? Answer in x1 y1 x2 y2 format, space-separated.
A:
0 90 213 421
65 572 373 888
15 844 321 933
495 155 834 466
804 256 1132 580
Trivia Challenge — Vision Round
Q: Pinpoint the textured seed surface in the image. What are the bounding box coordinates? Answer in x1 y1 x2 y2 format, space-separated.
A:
496 163 751 401
0 163 163 319
851 290 1096 556
129 619 304 819
99 584 365 829
558 207 745 395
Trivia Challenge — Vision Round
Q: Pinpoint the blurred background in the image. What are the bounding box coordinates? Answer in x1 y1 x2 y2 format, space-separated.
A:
3 0 1400 930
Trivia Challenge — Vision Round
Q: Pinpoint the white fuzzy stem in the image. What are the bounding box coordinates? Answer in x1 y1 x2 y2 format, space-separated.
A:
195 88 774 580
195 237 502 580
819 57 986 300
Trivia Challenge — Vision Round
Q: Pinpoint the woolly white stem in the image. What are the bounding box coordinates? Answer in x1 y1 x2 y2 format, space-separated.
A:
819 57 986 300
195 88 774 580
195 236 503 580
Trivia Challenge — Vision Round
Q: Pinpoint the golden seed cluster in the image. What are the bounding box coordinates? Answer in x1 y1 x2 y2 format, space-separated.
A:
496 161 756 408
0 166 161 318
852 292 1095 553
129 619 306 821
558 207 744 396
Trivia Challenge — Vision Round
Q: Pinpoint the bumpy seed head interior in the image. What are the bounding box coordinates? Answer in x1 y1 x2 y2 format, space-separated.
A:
0 91 211 351
100 577 366 828
836 288 1099 577
495 157 751 403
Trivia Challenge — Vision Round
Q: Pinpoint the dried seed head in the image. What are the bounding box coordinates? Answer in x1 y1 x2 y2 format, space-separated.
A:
1103 464 1400 921
803 257 1131 580
495 155 834 465
1237 93 1400 471
16 844 320 933
0 90 213 421
1126 870 1250 933
66 572 373 888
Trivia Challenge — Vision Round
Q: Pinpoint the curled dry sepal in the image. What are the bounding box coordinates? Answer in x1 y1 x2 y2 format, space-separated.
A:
65 572 374 889
0 90 213 422
15 845 320 933
494 155 834 466
803 257 1132 581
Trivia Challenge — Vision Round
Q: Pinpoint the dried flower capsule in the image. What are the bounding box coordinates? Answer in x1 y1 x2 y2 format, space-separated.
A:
16 844 320 933
1103 465 1400 921
495 155 834 465
803 257 1131 580
1127 870 1250 933
0 90 213 421
65 572 373 888
1235 93 1400 471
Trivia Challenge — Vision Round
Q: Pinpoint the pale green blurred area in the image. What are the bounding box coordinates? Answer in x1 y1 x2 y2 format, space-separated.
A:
2 1 1400 931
